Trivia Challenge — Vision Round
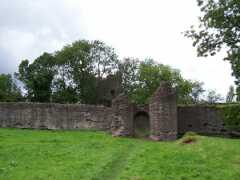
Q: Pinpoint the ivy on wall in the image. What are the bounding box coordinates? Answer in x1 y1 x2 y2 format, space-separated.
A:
217 104 240 132
178 103 240 134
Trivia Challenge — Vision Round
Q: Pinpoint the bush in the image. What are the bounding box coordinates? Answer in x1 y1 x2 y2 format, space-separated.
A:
184 131 198 136
217 104 240 132
180 136 197 145
179 131 198 144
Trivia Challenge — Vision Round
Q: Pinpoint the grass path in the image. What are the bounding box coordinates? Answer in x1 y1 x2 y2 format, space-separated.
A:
92 142 137 180
0 128 240 180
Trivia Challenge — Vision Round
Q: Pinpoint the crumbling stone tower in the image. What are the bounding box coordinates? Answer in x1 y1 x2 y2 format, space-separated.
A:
149 82 177 140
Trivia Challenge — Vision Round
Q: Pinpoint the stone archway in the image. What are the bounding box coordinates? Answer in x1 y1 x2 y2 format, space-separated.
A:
111 81 177 140
133 111 150 138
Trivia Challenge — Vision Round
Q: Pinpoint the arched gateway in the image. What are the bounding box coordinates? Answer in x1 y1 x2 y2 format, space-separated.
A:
133 111 150 138
111 82 178 141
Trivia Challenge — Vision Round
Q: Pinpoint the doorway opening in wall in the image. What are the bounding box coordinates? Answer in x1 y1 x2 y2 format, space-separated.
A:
133 111 150 138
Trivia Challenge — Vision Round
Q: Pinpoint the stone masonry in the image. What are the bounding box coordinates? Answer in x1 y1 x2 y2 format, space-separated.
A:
110 82 178 140
111 94 134 136
0 82 238 141
0 103 113 131
149 82 178 140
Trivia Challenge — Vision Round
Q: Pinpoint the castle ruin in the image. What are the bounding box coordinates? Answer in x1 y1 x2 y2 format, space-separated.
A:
0 82 235 141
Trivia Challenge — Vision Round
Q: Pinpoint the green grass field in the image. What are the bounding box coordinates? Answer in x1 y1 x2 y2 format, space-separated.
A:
0 128 239 180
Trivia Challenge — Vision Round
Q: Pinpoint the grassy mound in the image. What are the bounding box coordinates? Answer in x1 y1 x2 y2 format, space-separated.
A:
179 131 198 144
0 128 239 180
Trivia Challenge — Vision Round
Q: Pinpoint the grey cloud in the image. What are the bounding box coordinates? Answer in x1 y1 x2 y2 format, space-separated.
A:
0 48 16 74
0 0 86 74
0 0 82 37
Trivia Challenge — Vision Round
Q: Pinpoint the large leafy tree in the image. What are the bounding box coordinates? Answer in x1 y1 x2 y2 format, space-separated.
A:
121 58 205 104
54 40 95 104
53 40 119 104
206 89 223 104
118 57 140 95
0 74 22 102
15 39 207 105
185 0 240 99
89 40 119 104
15 53 56 102
90 40 119 79
190 81 205 103
173 80 205 104
226 85 235 102
131 59 179 104
16 40 119 104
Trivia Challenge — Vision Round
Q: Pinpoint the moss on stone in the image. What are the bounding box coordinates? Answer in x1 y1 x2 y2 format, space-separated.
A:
216 104 240 131
178 103 240 132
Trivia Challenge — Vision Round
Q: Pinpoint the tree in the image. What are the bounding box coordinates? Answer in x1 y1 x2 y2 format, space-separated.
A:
53 40 120 104
0 74 22 102
15 53 56 102
129 59 170 104
90 40 119 79
237 86 240 102
51 79 78 104
123 58 205 104
190 81 205 103
226 85 235 102
185 0 240 99
174 80 205 104
15 40 120 104
206 89 223 104
54 40 96 104
118 57 140 94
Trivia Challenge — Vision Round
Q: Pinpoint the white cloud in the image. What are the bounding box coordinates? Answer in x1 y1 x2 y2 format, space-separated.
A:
0 0 235 97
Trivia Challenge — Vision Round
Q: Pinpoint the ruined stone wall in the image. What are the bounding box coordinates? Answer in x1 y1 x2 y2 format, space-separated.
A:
149 82 178 140
0 103 112 131
0 101 238 139
132 104 149 115
111 94 134 136
178 106 229 135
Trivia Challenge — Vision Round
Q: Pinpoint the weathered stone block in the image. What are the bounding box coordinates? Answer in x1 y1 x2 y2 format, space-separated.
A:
149 82 178 141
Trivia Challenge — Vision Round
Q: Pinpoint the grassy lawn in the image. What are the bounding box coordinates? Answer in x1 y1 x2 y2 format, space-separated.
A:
0 129 239 180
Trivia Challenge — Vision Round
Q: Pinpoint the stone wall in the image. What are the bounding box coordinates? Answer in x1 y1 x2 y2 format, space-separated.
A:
178 106 229 135
0 95 239 140
149 82 178 140
111 94 134 136
0 103 112 131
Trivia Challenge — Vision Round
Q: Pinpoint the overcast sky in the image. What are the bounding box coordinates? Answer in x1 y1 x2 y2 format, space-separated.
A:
0 0 235 97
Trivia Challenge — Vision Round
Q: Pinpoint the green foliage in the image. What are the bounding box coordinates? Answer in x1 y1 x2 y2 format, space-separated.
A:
0 128 240 179
236 86 240 101
190 81 205 103
118 57 139 95
180 135 198 145
226 85 235 102
218 104 240 131
15 53 56 102
15 39 210 105
51 85 78 104
89 40 119 104
206 89 224 103
16 40 119 104
180 131 198 145
90 40 119 79
0 74 22 102
185 0 240 100
120 58 205 104
54 40 96 104
184 131 198 136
